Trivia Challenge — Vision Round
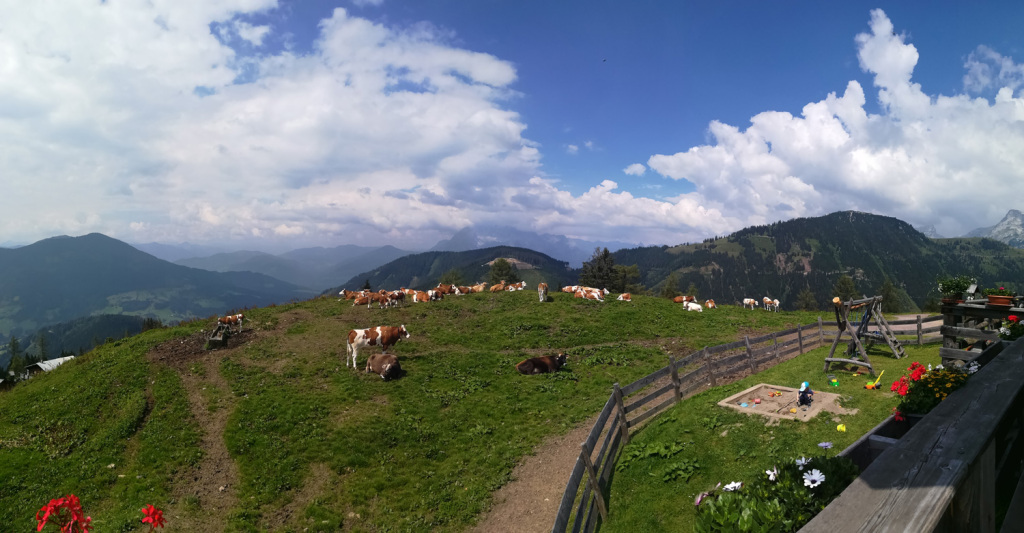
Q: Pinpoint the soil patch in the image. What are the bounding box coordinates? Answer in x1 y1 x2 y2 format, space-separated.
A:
717 383 857 422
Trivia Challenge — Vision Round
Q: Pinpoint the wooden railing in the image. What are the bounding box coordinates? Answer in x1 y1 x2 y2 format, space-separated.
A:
551 314 944 533
800 337 1024 532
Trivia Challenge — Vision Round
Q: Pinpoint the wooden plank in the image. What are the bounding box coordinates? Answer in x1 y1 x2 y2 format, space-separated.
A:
744 335 756 373
939 346 982 362
623 382 674 414
621 366 671 396
571 481 593 533
716 352 746 369
584 395 617 451
774 326 801 337
798 324 804 355
917 315 923 345
706 340 746 354
551 455 586 533
594 411 622 475
802 338 1024 533
669 355 682 402
627 396 677 428
747 332 774 344
612 384 629 446
579 442 608 521
676 351 703 367
940 325 1002 341
818 316 824 344
703 347 716 387
1000 451 1024 532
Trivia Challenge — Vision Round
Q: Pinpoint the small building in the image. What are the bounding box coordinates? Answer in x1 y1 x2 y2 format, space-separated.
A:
25 355 75 376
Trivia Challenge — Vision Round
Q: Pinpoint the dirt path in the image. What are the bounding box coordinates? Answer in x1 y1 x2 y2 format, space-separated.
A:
148 328 252 532
470 417 595 533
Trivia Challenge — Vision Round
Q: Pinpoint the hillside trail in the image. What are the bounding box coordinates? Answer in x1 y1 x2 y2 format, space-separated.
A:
147 327 250 532
470 415 595 533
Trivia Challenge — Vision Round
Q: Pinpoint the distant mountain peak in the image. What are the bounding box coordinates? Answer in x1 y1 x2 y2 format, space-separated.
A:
965 209 1024 248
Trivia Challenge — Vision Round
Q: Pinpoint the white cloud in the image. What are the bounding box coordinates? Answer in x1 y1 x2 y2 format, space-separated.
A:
2 6 1023 252
352 0 385 7
566 144 579 154
646 9 1024 239
623 163 646 176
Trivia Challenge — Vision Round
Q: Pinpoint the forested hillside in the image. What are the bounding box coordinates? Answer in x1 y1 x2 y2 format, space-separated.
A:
330 245 572 292
611 211 1024 309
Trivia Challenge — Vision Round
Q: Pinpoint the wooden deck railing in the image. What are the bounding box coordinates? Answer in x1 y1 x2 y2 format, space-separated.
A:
551 314 944 533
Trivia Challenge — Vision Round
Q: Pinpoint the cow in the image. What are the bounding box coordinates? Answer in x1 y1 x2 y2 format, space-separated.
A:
510 281 527 291
516 352 567 375
366 353 402 380
401 287 417 296
436 284 454 295
704 299 717 309
673 295 695 304
772 299 781 312
218 313 244 331
562 285 580 293
763 297 775 312
339 289 358 300
353 296 370 307
742 298 759 310
413 291 431 303
685 301 703 312
471 282 488 293
345 325 410 369
538 282 549 302
491 281 507 292
617 293 631 301
427 289 444 301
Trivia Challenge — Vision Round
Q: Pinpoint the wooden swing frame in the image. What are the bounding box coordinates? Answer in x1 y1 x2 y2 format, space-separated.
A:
824 296 904 376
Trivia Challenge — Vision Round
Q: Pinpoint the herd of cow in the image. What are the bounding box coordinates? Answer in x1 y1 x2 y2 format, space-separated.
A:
215 280 781 381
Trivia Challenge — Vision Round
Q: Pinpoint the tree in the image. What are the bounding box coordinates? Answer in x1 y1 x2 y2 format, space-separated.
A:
832 274 859 302
660 272 680 299
579 247 615 289
6 336 24 382
36 332 49 362
686 282 699 299
878 277 901 313
796 287 818 311
489 258 521 285
438 268 465 287
611 264 641 293
361 279 372 290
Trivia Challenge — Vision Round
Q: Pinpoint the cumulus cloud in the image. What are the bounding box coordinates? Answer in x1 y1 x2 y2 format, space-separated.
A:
646 8 1024 238
567 144 579 154
2 5 1023 252
623 163 646 176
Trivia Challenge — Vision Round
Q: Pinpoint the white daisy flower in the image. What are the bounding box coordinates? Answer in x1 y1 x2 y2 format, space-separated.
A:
766 467 778 481
723 481 743 492
803 469 825 488
795 456 809 470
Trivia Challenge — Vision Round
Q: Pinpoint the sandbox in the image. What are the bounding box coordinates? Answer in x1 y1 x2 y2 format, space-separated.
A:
717 383 856 422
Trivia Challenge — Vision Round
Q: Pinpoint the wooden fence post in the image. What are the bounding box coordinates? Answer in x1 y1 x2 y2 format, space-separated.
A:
798 324 805 354
703 346 717 387
772 332 779 360
580 441 608 521
612 383 629 446
818 316 824 344
669 355 682 402
917 315 923 345
743 336 756 374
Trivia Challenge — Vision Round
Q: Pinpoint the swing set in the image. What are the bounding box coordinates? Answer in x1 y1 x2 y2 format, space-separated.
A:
823 296 906 376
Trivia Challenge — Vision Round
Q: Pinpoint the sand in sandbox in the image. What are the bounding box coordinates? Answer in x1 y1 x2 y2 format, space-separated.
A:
717 383 857 422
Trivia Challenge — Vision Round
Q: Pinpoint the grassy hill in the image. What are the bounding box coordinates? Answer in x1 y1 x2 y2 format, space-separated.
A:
613 211 1024 309
0 289 826 531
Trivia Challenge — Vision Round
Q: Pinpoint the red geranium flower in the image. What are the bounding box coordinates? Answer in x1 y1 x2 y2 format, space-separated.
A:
1008 315 1019 324
893 408 905 422
141 504 167 530
35 494 92 533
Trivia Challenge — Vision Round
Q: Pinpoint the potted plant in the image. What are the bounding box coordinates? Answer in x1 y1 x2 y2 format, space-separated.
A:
984 286 1015 307
936 274 975 303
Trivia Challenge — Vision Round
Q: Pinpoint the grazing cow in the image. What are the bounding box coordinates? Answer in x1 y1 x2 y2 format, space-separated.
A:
685 301 703 312
218 313 244 331
538 282 549 302
772 299 780 312
617 293 631 301
704 299 717 309
346 325 410 369
763 297 775 312
673 295 695 304
366 353 402 380
742 298 759 310
516 352 567 375
388 290 405 307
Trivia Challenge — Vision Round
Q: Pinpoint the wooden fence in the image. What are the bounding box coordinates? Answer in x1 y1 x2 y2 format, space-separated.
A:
551 314 944 533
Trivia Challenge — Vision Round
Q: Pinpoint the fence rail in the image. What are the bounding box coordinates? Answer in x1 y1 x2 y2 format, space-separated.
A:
551 313 944 533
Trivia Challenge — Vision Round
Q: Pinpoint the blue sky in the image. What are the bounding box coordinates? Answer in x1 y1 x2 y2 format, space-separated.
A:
2 1 1023 251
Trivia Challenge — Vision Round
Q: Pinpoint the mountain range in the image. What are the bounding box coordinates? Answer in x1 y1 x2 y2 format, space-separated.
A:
429 225 633 267
0 233 310 344
965 209 1024 248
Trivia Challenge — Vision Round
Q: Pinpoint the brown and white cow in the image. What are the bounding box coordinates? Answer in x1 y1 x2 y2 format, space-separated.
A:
772 298 780 312
471 282 488 293
456 286 473 295
538 282 549 302
617 293 631 301
413 291 431 303
685 301 703 312
562 285 580 293
339 289 358 300
490 281 507 292
763 297 776 312
366 353 402 380
704 299 717 309
673 295 695 304
353 296 370 307
435 284 454 295
218 313 244 331
742 298 759 310
515 352 567 375
346 325 410 369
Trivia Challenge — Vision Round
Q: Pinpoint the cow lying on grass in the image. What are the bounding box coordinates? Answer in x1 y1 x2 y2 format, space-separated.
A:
366 353 402 380
346 325 410 369
516 352 567 375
